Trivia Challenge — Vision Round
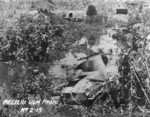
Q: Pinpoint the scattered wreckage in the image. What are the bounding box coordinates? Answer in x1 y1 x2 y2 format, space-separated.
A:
52 53 113 106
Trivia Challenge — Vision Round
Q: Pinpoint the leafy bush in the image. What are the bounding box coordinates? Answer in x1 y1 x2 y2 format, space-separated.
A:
128 13 142 26
0 12 85 117
94 15 105 25
86 14 105 25
142 9 150 25
86 5 97 17
0 14 80 63
112 22 150 113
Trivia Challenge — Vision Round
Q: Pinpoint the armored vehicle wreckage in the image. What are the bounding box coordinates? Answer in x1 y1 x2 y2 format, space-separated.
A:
60 53 110 105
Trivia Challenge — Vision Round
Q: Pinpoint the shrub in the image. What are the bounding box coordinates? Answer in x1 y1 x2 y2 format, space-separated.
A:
0 14 81 63
0 11 85 117
112 22 150 112
86 5 97 17
94 15 105 25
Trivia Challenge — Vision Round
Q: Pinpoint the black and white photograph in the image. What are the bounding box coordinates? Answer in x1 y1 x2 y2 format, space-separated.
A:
0 0 150 116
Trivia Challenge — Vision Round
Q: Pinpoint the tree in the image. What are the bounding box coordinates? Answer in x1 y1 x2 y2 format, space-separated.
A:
86 5 97 17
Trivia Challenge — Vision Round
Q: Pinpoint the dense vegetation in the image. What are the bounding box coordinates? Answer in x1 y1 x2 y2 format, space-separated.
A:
0 0 150 117
0 3 103 116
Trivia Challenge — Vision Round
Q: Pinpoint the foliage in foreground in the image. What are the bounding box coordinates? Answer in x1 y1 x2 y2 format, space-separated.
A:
1 5 150 117
0 10 104 117
111 24 150 114
0 13 79 117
